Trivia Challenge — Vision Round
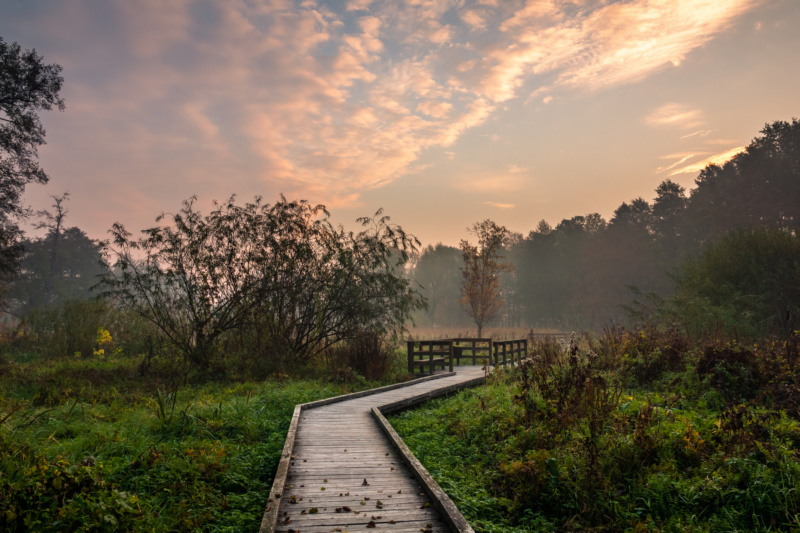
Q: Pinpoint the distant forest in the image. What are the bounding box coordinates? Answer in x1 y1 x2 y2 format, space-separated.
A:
411 118 800 331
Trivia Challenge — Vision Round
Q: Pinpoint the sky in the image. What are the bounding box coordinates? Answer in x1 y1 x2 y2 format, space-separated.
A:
1 0 799 248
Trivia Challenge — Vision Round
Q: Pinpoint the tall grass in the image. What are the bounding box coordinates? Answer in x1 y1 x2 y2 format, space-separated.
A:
391 329 800 532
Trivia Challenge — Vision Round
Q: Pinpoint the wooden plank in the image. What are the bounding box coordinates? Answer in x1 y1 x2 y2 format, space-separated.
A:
261 366 486 533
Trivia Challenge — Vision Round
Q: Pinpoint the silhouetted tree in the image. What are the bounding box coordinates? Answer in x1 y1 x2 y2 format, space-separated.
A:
460 220 512 337
10 225 107 315
0 37 65 276
412 243 464 327
100 196 424 369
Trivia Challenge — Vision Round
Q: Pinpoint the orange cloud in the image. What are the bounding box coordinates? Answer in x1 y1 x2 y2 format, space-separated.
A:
670 146 746 175
645 103 705 129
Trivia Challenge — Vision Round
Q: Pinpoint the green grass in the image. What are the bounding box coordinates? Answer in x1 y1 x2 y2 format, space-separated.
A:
0 352 388 532
390 332 800 532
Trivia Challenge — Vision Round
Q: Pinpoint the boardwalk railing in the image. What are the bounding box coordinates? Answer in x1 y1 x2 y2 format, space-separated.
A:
408 337 529 375
492 338 528 367
407 339 454 376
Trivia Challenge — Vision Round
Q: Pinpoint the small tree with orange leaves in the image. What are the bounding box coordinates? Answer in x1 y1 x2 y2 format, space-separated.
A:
459 220 512 338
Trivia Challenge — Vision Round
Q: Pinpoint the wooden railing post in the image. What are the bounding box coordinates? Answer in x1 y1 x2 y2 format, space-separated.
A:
448 340 454 372
407 341 415 374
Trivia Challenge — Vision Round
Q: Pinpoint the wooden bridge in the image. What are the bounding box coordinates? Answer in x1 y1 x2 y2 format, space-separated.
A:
259 367 486 532
261 337 533 533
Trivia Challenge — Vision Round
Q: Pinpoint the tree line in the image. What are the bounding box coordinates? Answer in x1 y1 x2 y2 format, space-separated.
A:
413 118 800 335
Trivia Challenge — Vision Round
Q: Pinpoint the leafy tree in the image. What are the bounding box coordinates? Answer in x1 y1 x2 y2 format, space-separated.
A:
100 196 424 369
5 193 107 315
674 226 800 339
686 118 800 249
459 220 512 337
0 37 65 275
10 226 107 315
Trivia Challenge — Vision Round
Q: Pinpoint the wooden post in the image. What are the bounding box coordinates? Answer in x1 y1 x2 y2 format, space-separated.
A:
407 341 415 374
448 341 454 372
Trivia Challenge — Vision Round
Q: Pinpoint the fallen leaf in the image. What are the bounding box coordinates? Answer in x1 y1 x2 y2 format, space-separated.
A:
283 516 291 524
309 508 318 514
320 487 326 491
362 479 369 486
342 506 352 512
367 521 376 528
421 502 431 508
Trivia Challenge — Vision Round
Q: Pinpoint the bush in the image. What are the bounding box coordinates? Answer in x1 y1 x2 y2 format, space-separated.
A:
322 331 398 381
101 196 425 370
696 342 761 403
0 439 147 532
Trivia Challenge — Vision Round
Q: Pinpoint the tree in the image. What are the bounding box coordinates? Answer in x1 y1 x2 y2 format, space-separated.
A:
412 243 464 326
459 220 512 337
100 196 424 369
0 37 65 275
9 225 107 315
674 226 800 339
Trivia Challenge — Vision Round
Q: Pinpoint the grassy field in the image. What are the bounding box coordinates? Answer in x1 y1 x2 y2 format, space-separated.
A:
390 330 800 532
0 345 406 532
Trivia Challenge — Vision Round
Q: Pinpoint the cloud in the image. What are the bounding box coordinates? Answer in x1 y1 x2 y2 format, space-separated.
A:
0 0 762 229
346 0 373 11
645 103 705 129
680 129 715 139
456 174 526 194
508 164 528 173
483 0 763 102
461 9 487 30
655 152 708 173
417 100 453 118
485 201 515 209
670 146 746 175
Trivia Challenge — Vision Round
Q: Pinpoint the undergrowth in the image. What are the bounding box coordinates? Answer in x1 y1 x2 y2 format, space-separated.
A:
0 349 393 532
390 329 800 532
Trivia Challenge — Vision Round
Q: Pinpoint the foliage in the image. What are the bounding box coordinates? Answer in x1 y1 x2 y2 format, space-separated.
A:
459 220 512 337
100 196 424 370
391 328 800 532
9 226 107 315
412 243 467 327
407 119 800 331
0 37 65 276
0 345 385 532
673 226 800 339
321 330 401 381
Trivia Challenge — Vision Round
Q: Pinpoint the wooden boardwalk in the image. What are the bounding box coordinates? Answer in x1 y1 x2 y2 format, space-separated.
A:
266 367 486 533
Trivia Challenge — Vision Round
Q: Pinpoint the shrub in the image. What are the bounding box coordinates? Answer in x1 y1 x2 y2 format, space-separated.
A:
696 342 761 403
100 196 425 370
322 330 397 381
